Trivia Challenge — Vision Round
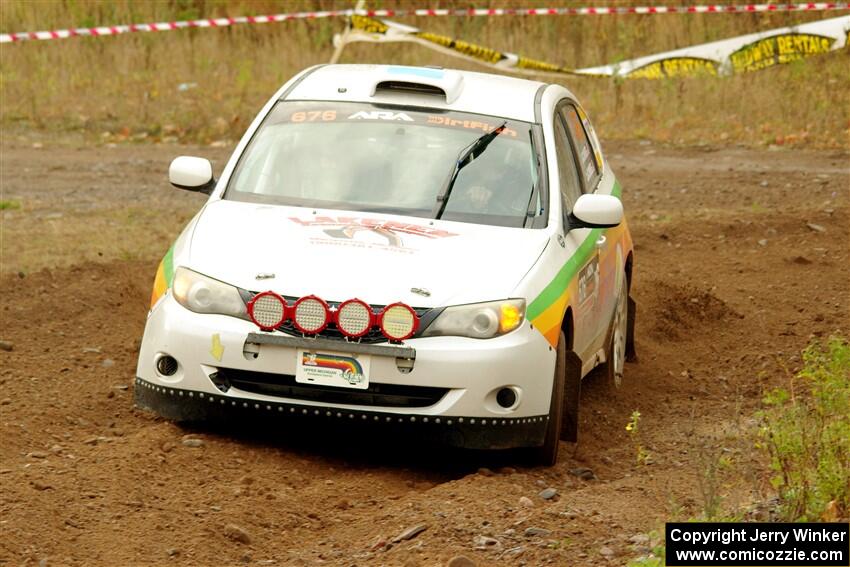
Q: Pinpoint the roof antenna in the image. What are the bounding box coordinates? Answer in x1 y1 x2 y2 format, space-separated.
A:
330 0 367 64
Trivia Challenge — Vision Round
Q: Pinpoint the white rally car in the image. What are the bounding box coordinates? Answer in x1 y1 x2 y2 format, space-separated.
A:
136 64 636 465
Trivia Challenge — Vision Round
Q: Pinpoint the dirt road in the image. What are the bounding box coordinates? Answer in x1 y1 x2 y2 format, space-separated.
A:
1 141 847 566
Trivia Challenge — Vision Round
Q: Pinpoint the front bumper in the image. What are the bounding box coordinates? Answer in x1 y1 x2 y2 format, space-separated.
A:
135 376 549 449
135 294 556 449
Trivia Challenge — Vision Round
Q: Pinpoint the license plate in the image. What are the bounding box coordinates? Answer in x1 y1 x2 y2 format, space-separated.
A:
295 349 370 389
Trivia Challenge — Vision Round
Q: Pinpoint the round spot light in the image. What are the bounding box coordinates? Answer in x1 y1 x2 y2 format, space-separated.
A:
335 299 374 338
292 295 330 334
379 303 419 341
247 291 287 330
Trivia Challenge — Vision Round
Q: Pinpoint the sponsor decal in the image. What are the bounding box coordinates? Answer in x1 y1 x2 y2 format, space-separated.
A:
348 110 414 121
301 352 366 386
290 216 457 239
626 57 719 78
729 33 834 71
290 216 457 254
578 256 600 305
426 115 518 136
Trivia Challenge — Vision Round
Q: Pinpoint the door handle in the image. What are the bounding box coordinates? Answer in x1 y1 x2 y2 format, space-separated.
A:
595 235 607 248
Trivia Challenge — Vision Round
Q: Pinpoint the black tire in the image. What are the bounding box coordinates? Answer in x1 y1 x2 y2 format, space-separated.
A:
531 331 566 466
561 350 582 443
598 281 629 388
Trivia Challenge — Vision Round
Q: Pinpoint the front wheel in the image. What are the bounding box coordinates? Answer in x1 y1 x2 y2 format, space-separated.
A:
531 331 566 466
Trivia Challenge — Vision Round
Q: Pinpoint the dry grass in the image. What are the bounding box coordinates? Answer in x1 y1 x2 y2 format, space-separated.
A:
0 0 848 147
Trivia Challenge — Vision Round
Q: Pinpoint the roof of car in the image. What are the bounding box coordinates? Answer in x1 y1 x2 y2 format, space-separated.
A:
283 64 549 123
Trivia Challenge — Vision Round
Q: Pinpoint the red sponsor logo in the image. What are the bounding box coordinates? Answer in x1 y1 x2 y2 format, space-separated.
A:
289 216 458 239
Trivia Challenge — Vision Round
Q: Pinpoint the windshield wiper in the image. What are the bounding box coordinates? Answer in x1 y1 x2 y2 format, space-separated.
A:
432 121 507 220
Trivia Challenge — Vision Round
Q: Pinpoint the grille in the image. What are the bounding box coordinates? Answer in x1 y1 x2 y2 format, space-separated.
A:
216 368 447 408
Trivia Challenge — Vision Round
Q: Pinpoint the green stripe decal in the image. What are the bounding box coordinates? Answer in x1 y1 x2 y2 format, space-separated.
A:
526 180 622 321
163 245 175 287
527 228 599 320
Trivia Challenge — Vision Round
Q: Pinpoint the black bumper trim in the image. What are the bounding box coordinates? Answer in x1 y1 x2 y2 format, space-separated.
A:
134 377 548 450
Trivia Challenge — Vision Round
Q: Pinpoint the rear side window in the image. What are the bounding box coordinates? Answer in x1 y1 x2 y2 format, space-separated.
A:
560 105 600 189
553 116 582 213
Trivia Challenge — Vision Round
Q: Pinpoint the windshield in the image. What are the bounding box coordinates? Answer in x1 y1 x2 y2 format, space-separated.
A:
225 101 541 228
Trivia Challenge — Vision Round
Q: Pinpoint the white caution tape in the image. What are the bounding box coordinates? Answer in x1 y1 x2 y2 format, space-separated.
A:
2 4 849 44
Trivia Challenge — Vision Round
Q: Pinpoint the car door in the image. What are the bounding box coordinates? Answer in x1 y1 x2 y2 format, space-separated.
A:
557 102 612 358
551 105 599 363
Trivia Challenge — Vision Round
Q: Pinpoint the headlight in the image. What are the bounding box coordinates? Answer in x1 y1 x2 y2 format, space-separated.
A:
420 299 525 339
172 266 248 319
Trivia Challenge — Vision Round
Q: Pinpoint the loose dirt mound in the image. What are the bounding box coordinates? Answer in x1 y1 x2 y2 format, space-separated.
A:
648 281 741 340
1 141 847 566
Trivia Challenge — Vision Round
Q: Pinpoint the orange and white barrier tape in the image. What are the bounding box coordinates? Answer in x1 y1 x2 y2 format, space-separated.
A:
2 3 849 44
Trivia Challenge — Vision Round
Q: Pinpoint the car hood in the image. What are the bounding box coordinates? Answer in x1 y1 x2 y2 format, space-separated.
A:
187 200 549 308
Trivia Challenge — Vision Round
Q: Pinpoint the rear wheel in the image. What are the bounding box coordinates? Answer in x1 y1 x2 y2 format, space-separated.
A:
600 281 628 387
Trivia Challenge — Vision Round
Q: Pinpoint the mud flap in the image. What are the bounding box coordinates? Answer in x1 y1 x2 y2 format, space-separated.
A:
561 351 582 443
626 296 637 363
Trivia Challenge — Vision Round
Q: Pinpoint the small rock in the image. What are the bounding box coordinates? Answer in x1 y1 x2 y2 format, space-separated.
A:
498 466 517 474
473 535 501 550
368 536 387 551
50 445 62 454
224 523 252 544
392 524 428 543
538 487 558 500
31 481 53 491
792 255 812 265
27 451 48 459
569 467 597 480
518 496 534 508
182 438 204 448
0 340 13 351
102 358 115 368
0 398 10 405
81 347 102 354
629 534 650 545
600 546 615 557
446 555 477 567
167 548 180 557
757 239 768 246
83 437 98 445
113 384 129 391
524 527 552 537
806 222 826 233
601 456 614 466
477 467 494 477
759 180 769 187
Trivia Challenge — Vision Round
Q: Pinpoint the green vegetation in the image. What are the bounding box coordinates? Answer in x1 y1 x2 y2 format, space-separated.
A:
626 409 651 466
1 1 848 147
758 336 850 521
0 200 22 210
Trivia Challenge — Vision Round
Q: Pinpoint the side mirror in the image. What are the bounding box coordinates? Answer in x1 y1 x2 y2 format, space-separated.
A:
569 194 623 229
169 156 215 194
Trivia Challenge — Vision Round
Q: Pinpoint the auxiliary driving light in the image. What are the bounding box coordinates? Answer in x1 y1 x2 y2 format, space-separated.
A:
247 291 287 330
336 298 374 338
292 295 330 334
379 303 419 341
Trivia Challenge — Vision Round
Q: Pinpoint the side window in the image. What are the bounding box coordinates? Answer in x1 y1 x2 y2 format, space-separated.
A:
560 105 600 190
552 116 582 218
